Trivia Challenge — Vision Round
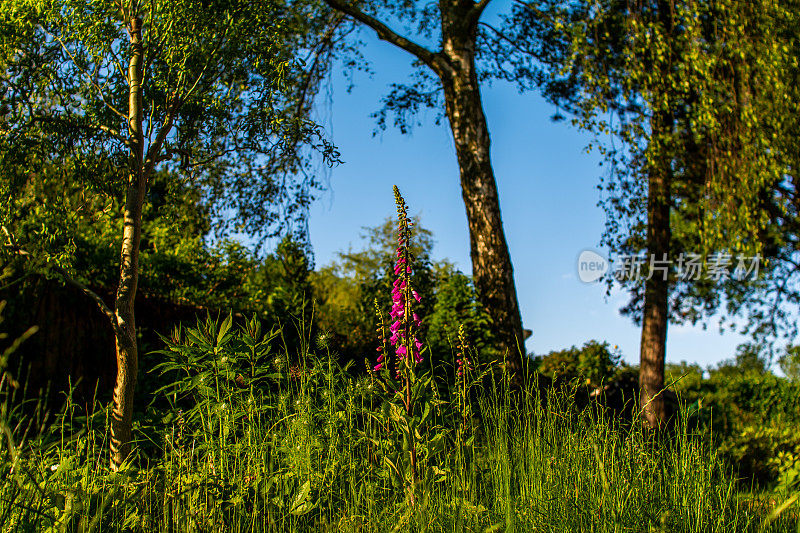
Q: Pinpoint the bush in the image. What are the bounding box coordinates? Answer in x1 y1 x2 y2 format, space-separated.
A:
719 423 800 492
536 340 622 387
670 356 800 490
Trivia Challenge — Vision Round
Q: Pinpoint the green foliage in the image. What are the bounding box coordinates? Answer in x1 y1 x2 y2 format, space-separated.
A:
669 351 800 491
719 423 800 493
152 314 280 432
665 361 704 389
509 0 798 334
0 0 335 291
536 341 799 493
544 0 793 252
2 140 316 312
312 216 434 359
536 340 622 387
0 158 299 316
711 343 769 380
2 315 797 531
311 216 494 366
426 271 496 363
780 345 800 383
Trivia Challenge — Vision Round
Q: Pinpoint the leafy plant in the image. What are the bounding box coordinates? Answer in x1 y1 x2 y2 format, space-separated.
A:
536 340 622 387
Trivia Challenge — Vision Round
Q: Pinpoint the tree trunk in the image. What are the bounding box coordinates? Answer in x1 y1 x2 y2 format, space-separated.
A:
110 16 145 470
437 4 525 379
639 0 676 430
639 112 672 429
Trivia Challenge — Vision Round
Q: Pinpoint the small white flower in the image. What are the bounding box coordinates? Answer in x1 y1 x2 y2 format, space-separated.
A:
50 463 59 472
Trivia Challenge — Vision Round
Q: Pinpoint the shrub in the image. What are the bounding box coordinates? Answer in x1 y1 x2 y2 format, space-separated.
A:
536 340 622 387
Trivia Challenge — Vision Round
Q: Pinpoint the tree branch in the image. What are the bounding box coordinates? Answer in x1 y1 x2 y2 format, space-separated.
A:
50 264 122 337
322 0 440 71
479 22 531 56
295 13 346 119
45 29 127 120
30 115 129 146
1 227 121 337
143 98 181 179
143 25 230 178
469 0 494 29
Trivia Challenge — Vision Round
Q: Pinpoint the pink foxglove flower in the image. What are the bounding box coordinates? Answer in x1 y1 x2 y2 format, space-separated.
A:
376 186 426 372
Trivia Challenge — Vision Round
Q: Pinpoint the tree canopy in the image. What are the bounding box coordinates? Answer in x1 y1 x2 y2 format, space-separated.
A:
0 0 340 467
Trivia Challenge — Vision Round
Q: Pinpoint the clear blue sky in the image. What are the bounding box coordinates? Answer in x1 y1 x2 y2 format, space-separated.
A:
307 30 750 370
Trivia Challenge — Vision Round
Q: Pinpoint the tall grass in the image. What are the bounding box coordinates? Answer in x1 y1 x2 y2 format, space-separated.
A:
0 314 798 532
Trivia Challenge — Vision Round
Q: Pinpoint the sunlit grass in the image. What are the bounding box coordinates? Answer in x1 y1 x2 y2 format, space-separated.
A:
1 314 798 532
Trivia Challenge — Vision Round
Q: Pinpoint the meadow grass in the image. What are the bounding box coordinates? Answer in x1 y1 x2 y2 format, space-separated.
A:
1 317 798 532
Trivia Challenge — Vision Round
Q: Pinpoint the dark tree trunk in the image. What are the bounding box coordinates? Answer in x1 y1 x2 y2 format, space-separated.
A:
639 0 676 430
110 16 145 470
435 2 525 378
639 111 673 429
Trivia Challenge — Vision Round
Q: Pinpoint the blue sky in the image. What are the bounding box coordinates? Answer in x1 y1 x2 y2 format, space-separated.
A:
306 30 751 370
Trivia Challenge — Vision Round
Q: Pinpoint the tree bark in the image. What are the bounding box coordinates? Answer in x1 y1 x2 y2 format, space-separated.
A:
638 0 676 430
110 15 145 470
639 111 672 429
436 1 525 380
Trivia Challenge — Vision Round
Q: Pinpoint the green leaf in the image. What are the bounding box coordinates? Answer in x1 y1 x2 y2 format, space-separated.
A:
289 480 312 515
419 402 431 425
217 313 233 347
389 402 404 424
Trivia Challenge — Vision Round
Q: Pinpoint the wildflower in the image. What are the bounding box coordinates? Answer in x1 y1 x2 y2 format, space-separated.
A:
456 324 471 377
457 356 470 377
375 186 426 372
411 339 422 362
389 187 423 365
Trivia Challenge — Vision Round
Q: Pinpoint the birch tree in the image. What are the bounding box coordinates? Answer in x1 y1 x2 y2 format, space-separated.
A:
0 0 335 468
